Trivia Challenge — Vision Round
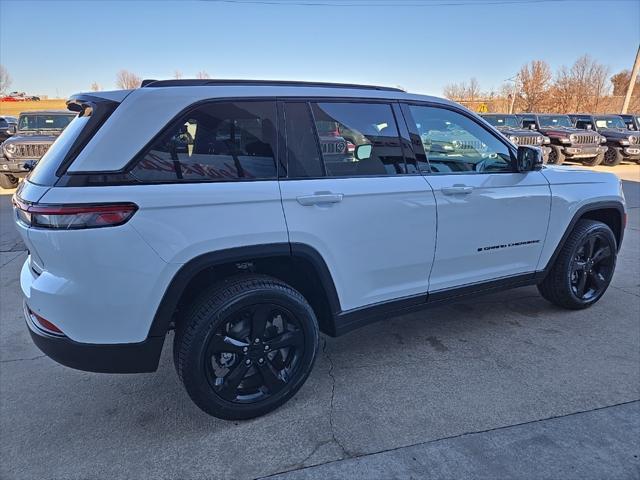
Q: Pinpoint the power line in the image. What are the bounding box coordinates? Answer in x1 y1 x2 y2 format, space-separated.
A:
202 0 635 6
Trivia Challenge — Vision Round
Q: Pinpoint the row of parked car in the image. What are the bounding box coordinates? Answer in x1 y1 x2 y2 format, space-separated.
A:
0 110 76 188
0 108 639 189
482 113 640 167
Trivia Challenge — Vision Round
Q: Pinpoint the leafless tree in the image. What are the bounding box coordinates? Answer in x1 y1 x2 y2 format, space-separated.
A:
196 71 211 79
550 66 575 113
0 65 12 95
115 70 142 89
443 82 466 100
610 69 640 96
569 55 609 112
517 60 552 111
443 78 481 101
466 78 481 102
90 82 101 92
174 70 183 79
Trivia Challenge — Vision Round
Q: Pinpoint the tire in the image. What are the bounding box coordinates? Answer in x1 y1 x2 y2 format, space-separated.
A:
581 153 604 167
548 145 565 165
538 219 617 310
603 147 623 166
174 274 319 419
0 174 18 189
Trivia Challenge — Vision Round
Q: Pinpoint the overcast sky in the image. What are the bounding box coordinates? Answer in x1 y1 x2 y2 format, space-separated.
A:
1 0 639 98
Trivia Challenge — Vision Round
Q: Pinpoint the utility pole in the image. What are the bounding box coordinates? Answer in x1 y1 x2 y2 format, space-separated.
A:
621 44 640 114
505 74 519 114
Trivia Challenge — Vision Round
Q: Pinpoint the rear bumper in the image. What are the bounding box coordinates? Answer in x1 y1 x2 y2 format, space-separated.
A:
25 301 164 373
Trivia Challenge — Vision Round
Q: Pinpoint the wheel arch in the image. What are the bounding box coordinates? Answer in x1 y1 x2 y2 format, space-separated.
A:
541 201 625 276
148 243 342 338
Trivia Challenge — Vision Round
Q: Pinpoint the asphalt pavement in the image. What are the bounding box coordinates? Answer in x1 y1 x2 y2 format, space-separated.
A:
1 163 638 480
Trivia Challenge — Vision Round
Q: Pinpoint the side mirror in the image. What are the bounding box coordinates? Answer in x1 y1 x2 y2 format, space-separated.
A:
515 145 543 172
354 144 372 160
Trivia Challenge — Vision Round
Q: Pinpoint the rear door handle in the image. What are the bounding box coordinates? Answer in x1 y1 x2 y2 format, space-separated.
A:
296 192 344 206
441 185 474 195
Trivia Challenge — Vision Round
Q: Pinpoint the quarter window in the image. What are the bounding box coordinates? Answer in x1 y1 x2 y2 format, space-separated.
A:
131 101 278 182
311 102 406 177
407 105 512 174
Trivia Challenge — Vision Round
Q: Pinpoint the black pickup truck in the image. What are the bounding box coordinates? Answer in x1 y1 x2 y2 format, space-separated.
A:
569 114 640 166
0 110 76 188
517 114 607 166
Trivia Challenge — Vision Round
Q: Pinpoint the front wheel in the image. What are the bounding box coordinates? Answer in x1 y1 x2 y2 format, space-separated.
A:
603 147 623 166
581 153 604 167
0 174 18 189
538 220 616 309
174 275 319 419
548 145 565 165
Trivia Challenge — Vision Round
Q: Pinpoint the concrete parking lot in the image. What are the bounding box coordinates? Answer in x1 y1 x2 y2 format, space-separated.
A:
1 164 639 480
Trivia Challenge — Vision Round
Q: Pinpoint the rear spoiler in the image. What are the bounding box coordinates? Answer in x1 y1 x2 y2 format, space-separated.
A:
55 94 121 177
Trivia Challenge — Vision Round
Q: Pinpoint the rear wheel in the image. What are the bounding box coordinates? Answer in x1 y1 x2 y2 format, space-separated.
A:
174 275 319 419
603 147 623 166
0 174 18 189
538 220 616 310
582 153 604 167
548 145 565 165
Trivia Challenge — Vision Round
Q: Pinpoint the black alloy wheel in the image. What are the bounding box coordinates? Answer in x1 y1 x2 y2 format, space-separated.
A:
569 233 614 301
603 147 623 166
538 219 617 309
204 303 304 404
174 275 319 419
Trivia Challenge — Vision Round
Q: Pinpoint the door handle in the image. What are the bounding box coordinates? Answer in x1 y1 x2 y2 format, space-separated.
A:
296 192 344 206
441 185 474 195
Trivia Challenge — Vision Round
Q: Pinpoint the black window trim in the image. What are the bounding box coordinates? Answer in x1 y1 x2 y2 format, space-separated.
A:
400 100 519 176
278 100 327 180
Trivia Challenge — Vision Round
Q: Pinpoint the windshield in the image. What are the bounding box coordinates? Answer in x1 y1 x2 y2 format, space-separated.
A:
483 115 520 128
594 116 626 129
18 114 75 131
538 115 573 128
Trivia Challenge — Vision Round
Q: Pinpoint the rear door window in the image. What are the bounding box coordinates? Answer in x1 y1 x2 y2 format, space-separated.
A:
310 102 406 177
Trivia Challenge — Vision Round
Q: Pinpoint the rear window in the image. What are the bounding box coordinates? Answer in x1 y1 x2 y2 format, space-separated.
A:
28 115 92 185
18 114 75 131
27 99 119 186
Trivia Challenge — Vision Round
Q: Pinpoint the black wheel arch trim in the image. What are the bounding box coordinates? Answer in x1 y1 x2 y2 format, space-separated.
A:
148 242 342 338
540 200 625 276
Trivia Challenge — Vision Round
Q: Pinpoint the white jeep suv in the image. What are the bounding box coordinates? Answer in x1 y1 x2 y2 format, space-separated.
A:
13 80 626 419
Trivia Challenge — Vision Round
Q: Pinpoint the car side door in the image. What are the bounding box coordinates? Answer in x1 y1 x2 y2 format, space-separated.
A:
278 100 437 313
401 103 551 293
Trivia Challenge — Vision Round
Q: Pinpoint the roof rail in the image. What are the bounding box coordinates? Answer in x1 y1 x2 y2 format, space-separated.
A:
140 79 404 92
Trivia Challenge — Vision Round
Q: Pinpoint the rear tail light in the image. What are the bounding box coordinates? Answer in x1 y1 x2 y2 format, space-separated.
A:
27 308 64 336
12 197 137 230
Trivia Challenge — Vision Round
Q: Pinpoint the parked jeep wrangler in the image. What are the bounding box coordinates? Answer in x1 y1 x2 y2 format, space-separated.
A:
481 113 550 163
14 80 625 419
619 114 640 132
0 116 18 144
569 114 640 166
0 110 76 189
517 113 606 166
